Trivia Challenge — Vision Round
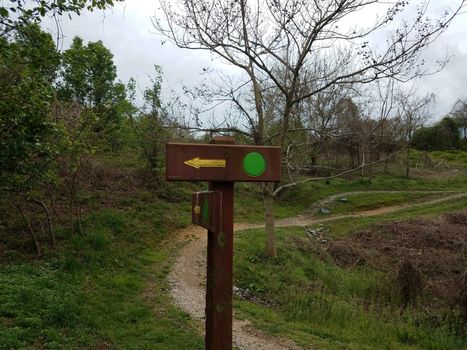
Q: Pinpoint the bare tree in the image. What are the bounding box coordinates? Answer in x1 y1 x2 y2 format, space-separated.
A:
395 85 434 177
155 0 466 257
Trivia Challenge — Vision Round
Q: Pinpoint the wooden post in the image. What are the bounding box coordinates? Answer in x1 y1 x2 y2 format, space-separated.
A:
205 136 234 350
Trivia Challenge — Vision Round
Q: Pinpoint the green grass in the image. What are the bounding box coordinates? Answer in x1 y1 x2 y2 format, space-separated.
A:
316 191 450 216
0 200 204 350
275 173 466 219
221 172 467 223
410 149 467 169
0 265 91 349
234 225 466 350
321 194 467 238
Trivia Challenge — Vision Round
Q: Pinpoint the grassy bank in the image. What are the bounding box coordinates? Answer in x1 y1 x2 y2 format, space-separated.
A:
236 172 467 222
0 199 204 350
233 197 467 350
321 194 467 237
234 235 465 347
313 191 450 216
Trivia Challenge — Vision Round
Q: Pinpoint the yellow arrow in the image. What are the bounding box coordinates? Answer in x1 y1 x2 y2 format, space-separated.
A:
194 205 200 214
184 157 226 169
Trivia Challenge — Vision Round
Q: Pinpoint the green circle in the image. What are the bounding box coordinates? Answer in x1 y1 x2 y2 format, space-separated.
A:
202 198 209 224
243 152 267 177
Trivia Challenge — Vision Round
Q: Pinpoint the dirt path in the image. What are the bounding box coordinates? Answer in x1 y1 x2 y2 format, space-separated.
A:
167 191 467 350
241 191 467 229
168 225 302 350
310 190 456 210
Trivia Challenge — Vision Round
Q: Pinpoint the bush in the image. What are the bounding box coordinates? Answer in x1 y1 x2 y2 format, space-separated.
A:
413 117 461 151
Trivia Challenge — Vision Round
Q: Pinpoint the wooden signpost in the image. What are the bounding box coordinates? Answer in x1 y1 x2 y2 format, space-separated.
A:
166 137 281 350
166 142 281 182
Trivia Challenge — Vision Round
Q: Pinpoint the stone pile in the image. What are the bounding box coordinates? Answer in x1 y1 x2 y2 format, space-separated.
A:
305 225 330 244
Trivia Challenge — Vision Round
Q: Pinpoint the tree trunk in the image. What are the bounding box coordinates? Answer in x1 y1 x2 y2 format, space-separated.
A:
14 198 41 255
33 199 56 248
68 171 83 234
406 146 410 178
265 99 292 258
368 148 373 184
264 183 276 258
69 184 75 235
75 197 83 235
311 154 317 176
361 146 365 178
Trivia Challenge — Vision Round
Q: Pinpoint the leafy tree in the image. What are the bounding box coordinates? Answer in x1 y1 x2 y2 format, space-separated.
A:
135 65 169 177
438 117 460 150
0 24 61 194
0 24 62 253
103 81 137 151
0 2 122 253
13 24 61 80
87 40 118 109
59 37 88 104
55 104 97 235
60 37 117 109
1 0 121 37
412 117 461 151
412 126 437 151
59 36 130 149
57 38 134 231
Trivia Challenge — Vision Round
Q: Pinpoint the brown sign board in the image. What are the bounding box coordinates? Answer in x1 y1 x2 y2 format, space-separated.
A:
166 143 281 182
192 191 222 233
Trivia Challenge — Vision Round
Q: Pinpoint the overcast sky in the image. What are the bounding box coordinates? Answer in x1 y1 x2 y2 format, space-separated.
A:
42 0 467 123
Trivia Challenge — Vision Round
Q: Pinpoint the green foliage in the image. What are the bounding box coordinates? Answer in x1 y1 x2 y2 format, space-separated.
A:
1 0 121 37
411 126 437 151
100 81 136 151
133 66 171 174
0 11 205 349
60 37 117 109
0 24 61 193
12 24 61 80
322 192 446 215
412 149 467 169
87 40 118 108
439 117 461 148
0 265 90 349
413 117 461 151
59 37 137 152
